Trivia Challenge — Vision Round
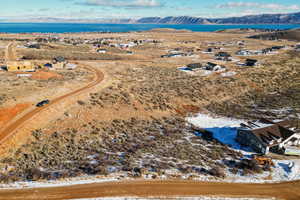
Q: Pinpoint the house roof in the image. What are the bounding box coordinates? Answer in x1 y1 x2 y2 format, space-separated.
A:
246 59 258 64
187 63 202 69
54 56 65 62
241 119 295 146
215 52 231 57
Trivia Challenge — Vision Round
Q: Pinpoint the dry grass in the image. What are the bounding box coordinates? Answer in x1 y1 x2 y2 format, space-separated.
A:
19 49 122 61
0 116 243 182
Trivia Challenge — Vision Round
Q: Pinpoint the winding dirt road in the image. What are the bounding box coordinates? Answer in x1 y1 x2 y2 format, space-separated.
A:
0 180 300 200
0 64 104 144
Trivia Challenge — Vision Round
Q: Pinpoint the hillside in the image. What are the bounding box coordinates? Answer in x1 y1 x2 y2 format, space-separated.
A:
137 12 300 24
248 28 300 41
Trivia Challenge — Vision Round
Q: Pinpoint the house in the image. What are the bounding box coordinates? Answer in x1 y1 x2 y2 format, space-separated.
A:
236 50 252 56
245 59 258 67
236 119 300 155
65 63 77 70
52 56 67 69
202 48 213 54
203 62 225 71
186 63 202 70
161 53 185 58
215 52 232 61
271 46 284 50
97 49 107 54
262 48 273 54
6 61 35 72
119 42 136 49
25 42 40 49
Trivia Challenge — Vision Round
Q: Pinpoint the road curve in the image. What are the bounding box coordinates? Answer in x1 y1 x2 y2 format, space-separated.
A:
0 64 104 145
0 180 300 200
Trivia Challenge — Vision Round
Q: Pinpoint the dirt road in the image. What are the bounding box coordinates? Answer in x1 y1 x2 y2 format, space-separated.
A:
0 180 300 200
0 64 104 144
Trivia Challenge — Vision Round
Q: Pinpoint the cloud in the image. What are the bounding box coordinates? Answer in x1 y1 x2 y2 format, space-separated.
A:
217 2 300 11
78 0 162 8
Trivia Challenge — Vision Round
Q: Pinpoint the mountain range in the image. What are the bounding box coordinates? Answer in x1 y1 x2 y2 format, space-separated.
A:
3 12 300 24
136 12 300 24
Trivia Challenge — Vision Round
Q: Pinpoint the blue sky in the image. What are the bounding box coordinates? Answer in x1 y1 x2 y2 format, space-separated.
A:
1 0 300 21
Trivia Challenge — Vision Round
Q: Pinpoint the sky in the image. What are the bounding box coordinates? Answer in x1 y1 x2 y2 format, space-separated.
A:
1 0 300 22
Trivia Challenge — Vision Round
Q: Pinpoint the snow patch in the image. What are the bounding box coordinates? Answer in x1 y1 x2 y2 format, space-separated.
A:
186 114 247 151
0 176 119 190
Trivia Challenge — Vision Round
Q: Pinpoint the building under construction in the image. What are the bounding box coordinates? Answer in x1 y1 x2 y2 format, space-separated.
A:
5 61 36 72
237 119 300 155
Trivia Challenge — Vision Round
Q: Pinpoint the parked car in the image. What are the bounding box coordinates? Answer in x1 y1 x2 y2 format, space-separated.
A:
36 100 50 107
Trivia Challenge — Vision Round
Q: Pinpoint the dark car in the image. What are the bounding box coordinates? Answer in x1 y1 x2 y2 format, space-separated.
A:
36 100 50 107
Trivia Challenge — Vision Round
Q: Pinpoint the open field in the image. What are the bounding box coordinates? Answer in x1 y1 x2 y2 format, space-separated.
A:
0 29 299 199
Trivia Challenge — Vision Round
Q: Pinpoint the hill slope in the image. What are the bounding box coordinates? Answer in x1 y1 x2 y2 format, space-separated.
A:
137 12 300 24
248 28 300 41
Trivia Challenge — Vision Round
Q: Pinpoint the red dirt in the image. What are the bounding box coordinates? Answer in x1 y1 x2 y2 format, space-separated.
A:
31 71 62 80
0 103 30 125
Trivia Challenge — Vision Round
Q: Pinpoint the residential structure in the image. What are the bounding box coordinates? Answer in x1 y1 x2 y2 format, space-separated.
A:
236 119 300 155
97 49 107 54
245 59 258 66
186 63 202 70
52 56 67 69
5 61 35 72
215 52 232 61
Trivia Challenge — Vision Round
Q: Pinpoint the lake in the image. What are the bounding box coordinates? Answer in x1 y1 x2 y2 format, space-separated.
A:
0 23 300 33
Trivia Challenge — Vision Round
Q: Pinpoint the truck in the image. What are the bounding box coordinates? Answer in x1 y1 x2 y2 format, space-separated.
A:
36 99 50 107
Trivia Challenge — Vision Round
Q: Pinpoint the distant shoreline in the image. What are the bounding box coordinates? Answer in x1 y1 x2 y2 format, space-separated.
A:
0 23 299 34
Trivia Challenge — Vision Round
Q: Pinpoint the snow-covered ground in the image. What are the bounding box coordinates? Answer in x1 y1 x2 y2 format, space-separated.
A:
186 113 246 151
0 175 120 190
186 113 300 183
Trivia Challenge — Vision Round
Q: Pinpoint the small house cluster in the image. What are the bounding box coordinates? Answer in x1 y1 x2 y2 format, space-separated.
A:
2 56 76 73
